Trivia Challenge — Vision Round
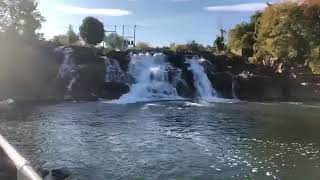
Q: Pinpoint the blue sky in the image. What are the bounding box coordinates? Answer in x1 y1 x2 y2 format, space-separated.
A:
38 0 272 46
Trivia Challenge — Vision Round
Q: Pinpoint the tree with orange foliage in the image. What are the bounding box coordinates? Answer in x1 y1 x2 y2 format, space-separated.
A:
254 2 307 65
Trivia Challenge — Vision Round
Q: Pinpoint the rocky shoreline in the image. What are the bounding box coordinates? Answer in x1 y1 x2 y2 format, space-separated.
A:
1 44 319 104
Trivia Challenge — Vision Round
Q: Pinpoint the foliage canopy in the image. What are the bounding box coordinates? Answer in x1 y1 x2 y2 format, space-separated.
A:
0 0 45 41
79 16 105 45
227 1 320 73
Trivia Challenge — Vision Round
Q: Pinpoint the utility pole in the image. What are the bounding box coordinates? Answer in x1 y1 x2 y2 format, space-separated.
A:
122 25 125 38
122 25 125 51
133 25 137 50
105 24 137 50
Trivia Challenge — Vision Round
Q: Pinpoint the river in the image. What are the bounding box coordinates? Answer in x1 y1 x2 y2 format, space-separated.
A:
0 101 320 180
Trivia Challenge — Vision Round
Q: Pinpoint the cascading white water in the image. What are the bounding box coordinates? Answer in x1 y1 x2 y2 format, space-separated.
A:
187 57 219 102
232 78 238 99
114 53 182 104
103 57 126 83
55 47 78 94
56 47 76 80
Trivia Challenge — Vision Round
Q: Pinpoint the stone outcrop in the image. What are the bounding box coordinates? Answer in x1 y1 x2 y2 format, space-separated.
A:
1 43 319 102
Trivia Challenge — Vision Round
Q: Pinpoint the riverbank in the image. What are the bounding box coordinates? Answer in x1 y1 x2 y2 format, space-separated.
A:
1 41 319 103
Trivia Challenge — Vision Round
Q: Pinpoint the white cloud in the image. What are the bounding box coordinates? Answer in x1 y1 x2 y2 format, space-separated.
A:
56 5 132 16
204 3 268 12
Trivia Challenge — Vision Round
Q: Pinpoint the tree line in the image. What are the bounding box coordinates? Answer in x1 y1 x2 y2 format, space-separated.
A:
227 0 320 74
2 0 320 74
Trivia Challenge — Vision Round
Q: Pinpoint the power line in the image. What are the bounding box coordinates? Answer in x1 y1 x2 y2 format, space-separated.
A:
103 24 138 49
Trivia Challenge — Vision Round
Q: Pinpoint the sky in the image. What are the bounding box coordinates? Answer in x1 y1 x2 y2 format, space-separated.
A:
37 0 274 46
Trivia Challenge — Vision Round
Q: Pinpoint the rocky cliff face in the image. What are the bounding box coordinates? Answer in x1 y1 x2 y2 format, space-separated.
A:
0 40 62 102
1 43 319 102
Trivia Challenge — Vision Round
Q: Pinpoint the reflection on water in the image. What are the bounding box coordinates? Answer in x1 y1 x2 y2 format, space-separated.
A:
0 101 320 179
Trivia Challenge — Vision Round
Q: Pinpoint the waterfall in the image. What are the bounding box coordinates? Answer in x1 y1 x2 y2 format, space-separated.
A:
114 53 182 104
232 78 238 99
56 47 76 80
55 47 78 95
187 57 219 101
103 57 126 83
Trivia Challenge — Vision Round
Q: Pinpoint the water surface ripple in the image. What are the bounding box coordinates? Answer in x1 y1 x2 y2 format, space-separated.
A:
1 101 320 180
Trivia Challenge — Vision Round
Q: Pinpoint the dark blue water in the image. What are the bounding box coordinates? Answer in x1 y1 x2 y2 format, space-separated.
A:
1 101 320 180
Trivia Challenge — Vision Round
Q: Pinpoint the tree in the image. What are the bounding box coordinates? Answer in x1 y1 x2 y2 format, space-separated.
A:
302 1 320 74
0 0 45 40
227 12 261 55
104 33 127 50
51 35 68 45
79 16 104 45
254 2 308 65
213 29 226 53
136 42 151 51
169 43 177 51
67 25 79 45
186 40 205 52
228 23 254 53
214 37 225 53
227 0 320 72
307 46 320 74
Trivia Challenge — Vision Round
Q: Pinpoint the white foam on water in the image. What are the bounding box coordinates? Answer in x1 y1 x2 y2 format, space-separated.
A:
113 53 183 104
184 102 209 107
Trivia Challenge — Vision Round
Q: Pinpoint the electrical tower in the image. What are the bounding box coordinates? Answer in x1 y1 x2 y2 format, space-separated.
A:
104 25 137 50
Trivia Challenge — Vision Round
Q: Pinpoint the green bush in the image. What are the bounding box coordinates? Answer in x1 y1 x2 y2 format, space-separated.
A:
308 46 320 74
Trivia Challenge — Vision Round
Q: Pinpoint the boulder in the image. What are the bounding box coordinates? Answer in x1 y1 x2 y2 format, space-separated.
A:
208 72 234 99
235 73 283 101
54 46 106 101
105 51 130 72
51 168 72 180
166 53 196 97
99 82 130 100
176 81 193 98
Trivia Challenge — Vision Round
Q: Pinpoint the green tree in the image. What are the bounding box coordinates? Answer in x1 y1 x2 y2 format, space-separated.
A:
79 16 105 45
169 43 177 51
227 12 261 55
136 42 151 51
214 36 225 52
228 23 254 53
104 33 127 50
0 0 45 40
307 46 320 74
214 29 226 53
51 34 68 45
67 25 79 45
254 2 307 65
302 1 320 73
186 40 205 53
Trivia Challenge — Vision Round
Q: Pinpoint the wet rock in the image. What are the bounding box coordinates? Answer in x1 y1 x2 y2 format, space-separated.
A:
99 82 130 100
235 73 283 101
166 53 186 70
51 168 71 180
36 167 50 178
176 81 193 98
166 53 196 97
0 99 14 111
208 72 234 99
55 46 106 101
199 58 215 73
105 51 130 72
